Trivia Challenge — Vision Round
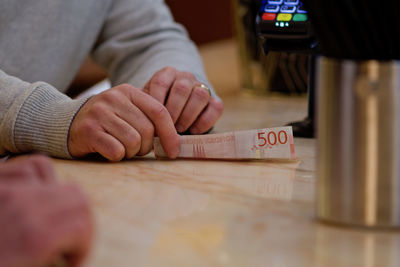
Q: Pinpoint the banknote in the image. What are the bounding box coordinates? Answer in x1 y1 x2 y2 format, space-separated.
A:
154 126 296 160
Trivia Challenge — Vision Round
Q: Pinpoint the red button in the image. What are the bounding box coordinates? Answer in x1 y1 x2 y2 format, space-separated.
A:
262 13 276 21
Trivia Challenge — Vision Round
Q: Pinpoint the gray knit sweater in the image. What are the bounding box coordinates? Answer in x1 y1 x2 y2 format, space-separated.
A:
0 0 212 158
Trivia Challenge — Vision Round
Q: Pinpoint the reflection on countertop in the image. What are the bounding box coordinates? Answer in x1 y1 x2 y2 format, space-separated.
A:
52 40 400 266
53 132 400 267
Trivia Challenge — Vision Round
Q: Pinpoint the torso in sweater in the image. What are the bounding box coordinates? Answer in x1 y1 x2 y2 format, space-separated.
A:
0 0 111 91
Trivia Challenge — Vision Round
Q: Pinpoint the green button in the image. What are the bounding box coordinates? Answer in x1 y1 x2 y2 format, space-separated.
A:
293 14 308 22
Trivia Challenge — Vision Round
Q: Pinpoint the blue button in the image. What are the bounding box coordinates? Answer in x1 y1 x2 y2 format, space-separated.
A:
264 4 280 13
268 0 283 4
297 3 307 13
284 0 299 5
280 5 296 13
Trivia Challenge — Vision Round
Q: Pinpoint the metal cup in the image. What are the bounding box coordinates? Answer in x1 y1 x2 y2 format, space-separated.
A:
316 57 400 228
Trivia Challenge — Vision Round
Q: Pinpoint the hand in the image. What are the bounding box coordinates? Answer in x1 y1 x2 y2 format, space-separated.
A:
0 154 56 185
0 156 93 267
143 67 224 134
68 84 180 161
0 183 93 267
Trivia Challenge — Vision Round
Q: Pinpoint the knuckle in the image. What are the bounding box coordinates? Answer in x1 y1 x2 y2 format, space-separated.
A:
102 89 122 104
8 163 37 180
118 83 136 94
152 76 171 89
137 124 154 156
29 155 52 169
161 66 177 74
173 80 192 96
150 103 169 120
80 119 98 133
138 143 153 156
211 100 224 114
132 135 142 150
118 83 134 90
181 71 196 80
192 87 210 102
89 102 108 117
108 145 125 162
129 131 142 150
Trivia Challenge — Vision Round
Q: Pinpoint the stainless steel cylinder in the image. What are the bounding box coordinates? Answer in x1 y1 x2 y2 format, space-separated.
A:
316 57 400 228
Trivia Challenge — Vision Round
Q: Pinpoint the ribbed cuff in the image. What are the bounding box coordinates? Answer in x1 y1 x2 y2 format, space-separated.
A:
13 83 89 159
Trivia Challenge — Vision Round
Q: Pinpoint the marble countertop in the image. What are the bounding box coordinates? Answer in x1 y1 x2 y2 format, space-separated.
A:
52 40 400 267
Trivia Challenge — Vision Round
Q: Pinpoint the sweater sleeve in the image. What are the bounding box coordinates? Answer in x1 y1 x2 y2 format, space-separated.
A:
92 0 219 99
0 70 89 158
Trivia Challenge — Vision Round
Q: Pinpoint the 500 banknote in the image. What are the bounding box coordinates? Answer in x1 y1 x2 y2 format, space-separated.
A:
154 126 296 160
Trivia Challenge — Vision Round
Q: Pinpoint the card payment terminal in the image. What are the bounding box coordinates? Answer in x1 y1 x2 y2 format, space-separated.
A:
256 0 316 52
256 0 317 137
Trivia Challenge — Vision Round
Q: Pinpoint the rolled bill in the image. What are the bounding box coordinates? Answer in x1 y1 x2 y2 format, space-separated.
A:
154 126 296 160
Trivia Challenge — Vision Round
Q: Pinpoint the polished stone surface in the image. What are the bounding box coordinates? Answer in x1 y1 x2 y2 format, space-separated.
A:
52 40 400 267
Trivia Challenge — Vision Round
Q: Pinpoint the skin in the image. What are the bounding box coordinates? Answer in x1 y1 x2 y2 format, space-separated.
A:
143 67 224 134
0 155 93 267
0 155 56 185
68 83 180 161
69 67 224 161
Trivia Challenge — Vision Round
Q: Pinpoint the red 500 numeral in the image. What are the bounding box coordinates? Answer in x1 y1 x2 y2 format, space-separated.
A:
257 130 288 147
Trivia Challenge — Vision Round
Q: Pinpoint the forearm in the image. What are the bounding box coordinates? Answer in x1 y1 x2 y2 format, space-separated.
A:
0 70 89 158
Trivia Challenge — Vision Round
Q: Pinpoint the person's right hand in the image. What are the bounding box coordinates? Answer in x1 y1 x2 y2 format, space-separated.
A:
0 155 93 267
68 84 180 161
0 184 93 267
0 154 56 185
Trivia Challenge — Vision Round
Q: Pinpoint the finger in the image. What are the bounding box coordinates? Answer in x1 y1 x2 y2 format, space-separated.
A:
165 73 196 123
129 89 180 158
0 184 93 267
25 155 57 184
175 85 210 133
0 156 55 185
54 185 93 267
189 98 224 134
101 113 142 159
112 95 155 156
37 185 93 267
0 161 37 184
91 131 125 162
144 67 177 104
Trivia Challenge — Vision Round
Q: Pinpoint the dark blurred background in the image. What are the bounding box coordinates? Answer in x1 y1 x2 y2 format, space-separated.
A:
166 0 309 95
165 0 234 45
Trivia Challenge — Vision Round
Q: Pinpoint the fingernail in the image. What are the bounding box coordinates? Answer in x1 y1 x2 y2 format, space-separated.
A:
176 124 185 133
170 146 180 159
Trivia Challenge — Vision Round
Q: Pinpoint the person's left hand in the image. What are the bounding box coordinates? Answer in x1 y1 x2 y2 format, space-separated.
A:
143 67 224 134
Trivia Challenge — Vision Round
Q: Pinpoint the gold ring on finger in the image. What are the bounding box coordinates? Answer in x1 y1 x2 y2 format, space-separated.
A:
199 84 212 96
